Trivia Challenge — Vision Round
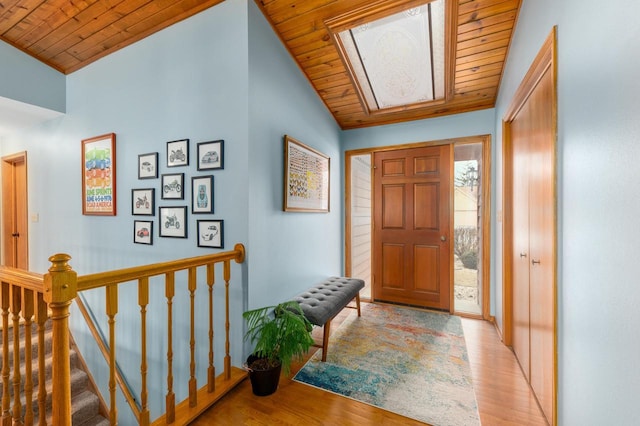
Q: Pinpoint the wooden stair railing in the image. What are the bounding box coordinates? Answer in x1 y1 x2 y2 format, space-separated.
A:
0 243 246 426
0 267 48 426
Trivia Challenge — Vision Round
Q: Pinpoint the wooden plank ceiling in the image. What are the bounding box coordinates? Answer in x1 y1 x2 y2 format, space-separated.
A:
0 0 521 130
0 0 224 74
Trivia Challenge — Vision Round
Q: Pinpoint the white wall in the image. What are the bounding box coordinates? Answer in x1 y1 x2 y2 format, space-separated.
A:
494 0 640 423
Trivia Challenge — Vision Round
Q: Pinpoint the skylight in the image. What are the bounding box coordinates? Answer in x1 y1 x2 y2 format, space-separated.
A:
328 0 450 114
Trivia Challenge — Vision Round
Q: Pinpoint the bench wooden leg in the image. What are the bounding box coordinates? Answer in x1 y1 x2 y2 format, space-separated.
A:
321 320 331 362
355 293 361 317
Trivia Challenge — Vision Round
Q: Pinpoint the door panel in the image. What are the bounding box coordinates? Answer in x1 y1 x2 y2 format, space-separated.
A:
381 244 405 288
382 185 405 228
414 183 438 229
374 144 451 310
414 245 439 292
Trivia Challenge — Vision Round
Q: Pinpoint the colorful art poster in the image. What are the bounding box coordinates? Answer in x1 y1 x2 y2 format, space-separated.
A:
82 133 116 215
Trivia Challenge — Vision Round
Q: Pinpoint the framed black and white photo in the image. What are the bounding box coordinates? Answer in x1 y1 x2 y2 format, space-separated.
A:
138 152 158 179
197 220 223 248
134 220 153 245
166 139 189 167
161 173 184 200
197 140 224 170
192 175 214 214
131 188 155 215
159 206 187 238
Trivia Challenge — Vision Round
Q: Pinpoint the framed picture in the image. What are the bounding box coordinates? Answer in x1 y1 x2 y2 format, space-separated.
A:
161 173 184 200
131 188 155 215
138 152 158 179
283 135 330 212
197 140 224 170
82 133 116 216
159 206 187 238
134 220 153 245
192 175 214 214
166 138 189 167
197 220 223 249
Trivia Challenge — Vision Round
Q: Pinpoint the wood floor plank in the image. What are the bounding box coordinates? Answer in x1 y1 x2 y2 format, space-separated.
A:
193 304 548 425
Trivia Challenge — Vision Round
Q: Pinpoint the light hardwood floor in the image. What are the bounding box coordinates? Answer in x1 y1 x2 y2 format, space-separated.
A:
193 304 548 425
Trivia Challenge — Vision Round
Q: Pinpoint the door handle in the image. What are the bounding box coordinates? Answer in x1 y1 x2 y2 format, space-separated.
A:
531 259 541 265
520 252 527 258
440 235 446 242
11 233 19 237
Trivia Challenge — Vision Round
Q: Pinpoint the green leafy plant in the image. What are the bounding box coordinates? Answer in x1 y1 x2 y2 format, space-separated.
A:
243 301 314 376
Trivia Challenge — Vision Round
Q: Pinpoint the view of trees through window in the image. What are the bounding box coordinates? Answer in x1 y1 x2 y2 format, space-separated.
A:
454 152 482 315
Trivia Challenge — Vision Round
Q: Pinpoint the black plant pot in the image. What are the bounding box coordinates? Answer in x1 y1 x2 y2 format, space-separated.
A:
246 355 282 396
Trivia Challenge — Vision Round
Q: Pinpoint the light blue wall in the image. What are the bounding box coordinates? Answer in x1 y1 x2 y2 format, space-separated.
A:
342 109 495 151
1 1 249 422
0 0 344 421
247 2 342 309
342 108 497 312
0 41 65 112
494 0 640 423
6 0 637 422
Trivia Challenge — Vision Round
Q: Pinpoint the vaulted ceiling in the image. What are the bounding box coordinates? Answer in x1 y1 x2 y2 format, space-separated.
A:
0 0 521 130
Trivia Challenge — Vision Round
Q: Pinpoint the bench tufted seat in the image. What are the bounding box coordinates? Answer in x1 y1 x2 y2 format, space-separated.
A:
292 277 364 362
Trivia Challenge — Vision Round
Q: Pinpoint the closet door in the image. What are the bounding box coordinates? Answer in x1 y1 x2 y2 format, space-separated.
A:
510 107 531 381
527 66 555 422
504 28 557 426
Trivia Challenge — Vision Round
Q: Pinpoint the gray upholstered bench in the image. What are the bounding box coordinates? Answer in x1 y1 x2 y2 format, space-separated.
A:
292 277 365 362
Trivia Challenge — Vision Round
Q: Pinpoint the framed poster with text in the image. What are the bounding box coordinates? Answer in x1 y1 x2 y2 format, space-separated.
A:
82 133 116 215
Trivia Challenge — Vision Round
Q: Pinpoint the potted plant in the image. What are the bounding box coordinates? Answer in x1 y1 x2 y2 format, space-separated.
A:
243 301 314 396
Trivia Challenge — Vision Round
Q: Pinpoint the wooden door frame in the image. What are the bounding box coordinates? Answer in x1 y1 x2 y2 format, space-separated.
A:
2 151 29 269
502 27 557 425
345 135 491 319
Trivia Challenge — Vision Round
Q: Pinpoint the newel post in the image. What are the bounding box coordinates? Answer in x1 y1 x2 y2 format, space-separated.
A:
44 254 78 426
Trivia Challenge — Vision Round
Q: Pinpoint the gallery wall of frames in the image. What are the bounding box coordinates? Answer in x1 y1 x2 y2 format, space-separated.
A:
131 138 225 248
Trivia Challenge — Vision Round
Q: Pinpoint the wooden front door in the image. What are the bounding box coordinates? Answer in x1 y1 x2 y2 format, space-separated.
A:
373 144 452 310
2 152 29 269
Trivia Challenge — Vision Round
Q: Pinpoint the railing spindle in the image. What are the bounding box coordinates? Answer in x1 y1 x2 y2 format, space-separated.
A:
106 284 118 425
224 260 231 379
165 272 175 424
11 284 22 423
188 267 197 408
34 293 47 426
0 243 247 426
138 278 150 426
207 263 215 393
1 281 10 425
22 289 35 425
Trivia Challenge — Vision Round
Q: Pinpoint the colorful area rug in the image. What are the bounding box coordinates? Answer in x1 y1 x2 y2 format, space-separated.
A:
293 303 480 426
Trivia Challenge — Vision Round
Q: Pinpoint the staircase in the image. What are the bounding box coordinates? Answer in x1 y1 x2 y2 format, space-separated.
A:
0 320 109 425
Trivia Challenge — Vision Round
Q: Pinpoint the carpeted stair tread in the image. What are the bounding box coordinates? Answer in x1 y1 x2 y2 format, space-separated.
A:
1 318 105 425
0 346 79 399
77 415 110 426
0 328 54 367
